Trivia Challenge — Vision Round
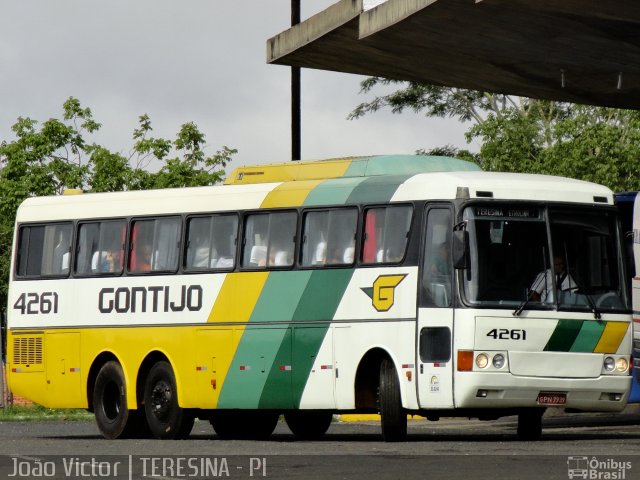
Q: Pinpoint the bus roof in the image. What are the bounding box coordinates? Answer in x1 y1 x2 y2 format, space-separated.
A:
223 155 481 185
16 169 613 223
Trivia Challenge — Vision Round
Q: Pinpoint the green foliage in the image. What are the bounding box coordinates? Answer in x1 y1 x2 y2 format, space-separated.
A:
351 79 640 192
0 404 93 421
0 97 236 305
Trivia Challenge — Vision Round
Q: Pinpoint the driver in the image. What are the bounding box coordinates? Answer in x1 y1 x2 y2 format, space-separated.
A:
529 255 577 302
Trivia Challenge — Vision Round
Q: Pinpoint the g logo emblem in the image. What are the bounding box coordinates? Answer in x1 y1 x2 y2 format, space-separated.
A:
361 274 407 312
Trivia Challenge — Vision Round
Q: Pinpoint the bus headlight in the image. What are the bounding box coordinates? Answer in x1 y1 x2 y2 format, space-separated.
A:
603 356 616 372
616 357 629 373
475 353 489 369
492 354 506 369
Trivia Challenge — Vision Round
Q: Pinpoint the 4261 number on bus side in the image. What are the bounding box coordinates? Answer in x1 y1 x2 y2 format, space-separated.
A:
486 328 527 340
13 292 59 315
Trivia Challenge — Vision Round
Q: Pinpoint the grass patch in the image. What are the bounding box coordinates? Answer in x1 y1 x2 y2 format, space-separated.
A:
0 404 93 421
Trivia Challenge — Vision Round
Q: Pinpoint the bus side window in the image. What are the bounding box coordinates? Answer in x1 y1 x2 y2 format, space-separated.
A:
362 205 413 265
422 208 452 307
185 214 238 270
129 217 181 273
242 212 296 269
16 223 72 278
268 212 296 267
76 220 126 275
301 208 357 267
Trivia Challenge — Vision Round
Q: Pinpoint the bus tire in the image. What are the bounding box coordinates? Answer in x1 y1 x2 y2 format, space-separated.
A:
93 361 140 439
143 361 193 439
284 411 333 439
517 409 544 440
379 358 407 442
210 411 279 440
209 412 235 439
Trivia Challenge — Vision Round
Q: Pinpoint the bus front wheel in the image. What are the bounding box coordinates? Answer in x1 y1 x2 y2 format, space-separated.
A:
94 361 143 439
284 411 333 439
517 409 544 440
143 361 194 439
378 358 407 442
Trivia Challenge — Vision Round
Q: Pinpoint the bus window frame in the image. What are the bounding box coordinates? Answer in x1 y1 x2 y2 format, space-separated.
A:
239 209 299 271
419 203 454 308
74 217 128 278
127 214 183 276
14 221 75 280
360 203 414 267
299 206 360 269
183 212 239 273
455 201 630 312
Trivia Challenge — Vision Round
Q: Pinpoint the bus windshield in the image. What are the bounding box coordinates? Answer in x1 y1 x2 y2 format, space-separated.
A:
462 204 629 313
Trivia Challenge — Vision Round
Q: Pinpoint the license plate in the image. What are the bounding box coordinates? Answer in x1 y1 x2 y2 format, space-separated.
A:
537 392 567 405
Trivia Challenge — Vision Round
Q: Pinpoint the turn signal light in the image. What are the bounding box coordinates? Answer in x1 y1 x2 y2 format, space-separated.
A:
457 350 474 371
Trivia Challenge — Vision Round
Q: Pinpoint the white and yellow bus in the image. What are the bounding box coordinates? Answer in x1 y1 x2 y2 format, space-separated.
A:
6 155 632 441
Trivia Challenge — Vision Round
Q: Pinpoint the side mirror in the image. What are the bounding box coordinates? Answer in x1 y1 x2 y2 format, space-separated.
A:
452 230 469 269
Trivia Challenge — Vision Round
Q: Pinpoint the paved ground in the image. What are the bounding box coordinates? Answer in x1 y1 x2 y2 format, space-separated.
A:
1 410 640 479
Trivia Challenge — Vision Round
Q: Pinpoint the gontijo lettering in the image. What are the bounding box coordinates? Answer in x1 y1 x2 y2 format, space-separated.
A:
98 285 203 313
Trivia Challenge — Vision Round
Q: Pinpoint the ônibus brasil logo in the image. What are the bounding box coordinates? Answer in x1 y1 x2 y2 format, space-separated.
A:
567 456 632 479
361 274 407 312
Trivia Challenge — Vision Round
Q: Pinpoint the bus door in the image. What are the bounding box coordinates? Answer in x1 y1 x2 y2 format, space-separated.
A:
416 205 454 409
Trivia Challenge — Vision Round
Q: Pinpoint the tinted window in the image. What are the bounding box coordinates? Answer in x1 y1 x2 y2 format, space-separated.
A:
362 205 412 264
76 220 126 275
242 211 296 269
16 223 72 277
301 209 357 266
422 208 452 307
129 217 181 273
185 215 238 270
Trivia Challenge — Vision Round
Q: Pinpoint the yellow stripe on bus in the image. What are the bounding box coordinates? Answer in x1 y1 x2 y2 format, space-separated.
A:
594 321 629 353
205 272 269 408
225 158 354 185
207 272 269 324
260 180 324 208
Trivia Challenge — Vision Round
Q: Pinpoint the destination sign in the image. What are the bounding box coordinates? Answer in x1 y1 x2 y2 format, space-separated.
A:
473 207 539 219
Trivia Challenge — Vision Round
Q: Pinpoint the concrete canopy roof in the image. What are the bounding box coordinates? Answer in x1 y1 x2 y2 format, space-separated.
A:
267 0 640 109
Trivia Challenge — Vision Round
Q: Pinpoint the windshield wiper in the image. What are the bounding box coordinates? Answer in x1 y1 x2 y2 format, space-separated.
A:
513 295 533 316
582 290 602 320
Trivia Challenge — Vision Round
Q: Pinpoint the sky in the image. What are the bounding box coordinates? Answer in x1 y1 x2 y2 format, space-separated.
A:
0 0 473 179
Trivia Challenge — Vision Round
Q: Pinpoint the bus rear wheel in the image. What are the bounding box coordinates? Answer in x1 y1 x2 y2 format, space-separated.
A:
94 361 143 439
517 409 544 440
210 411 279 440
378 358 407 442
284 411 333 439
143 361 194 439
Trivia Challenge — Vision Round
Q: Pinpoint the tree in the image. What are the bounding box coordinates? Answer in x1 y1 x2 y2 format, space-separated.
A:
350 77 640 192
0 97 237 304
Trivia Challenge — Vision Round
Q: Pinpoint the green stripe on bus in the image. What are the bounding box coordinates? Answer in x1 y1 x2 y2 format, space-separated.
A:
289 269 354 407
345 175 412 205
248 271 313 323
259 269 354 408
544 319 583 352
303 177 367 206
218 325 292 409
292 269 354 321
569 320 606 353
258 328 294 409
342 157 370 177
217 271 312 408
363 155 481 175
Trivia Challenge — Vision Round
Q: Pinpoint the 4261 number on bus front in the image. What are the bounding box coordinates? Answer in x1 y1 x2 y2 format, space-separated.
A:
13 292 59 315
486 328 527 340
